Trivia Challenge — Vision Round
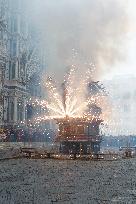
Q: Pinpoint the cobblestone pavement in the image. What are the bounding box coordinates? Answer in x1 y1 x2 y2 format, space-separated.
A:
0 158 136 204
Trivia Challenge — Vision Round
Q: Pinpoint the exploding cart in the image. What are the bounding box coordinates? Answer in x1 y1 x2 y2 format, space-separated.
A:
55 116 102 154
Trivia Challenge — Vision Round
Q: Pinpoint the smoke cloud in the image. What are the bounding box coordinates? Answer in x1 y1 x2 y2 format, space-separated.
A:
27 0 129 80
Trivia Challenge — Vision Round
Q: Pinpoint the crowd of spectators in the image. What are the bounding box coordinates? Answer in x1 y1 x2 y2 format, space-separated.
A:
0 127 56 142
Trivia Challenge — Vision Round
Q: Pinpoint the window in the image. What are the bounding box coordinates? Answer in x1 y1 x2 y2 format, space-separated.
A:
9 61 11 79
17 103 23 121
11 102 14 120
9 61 16 79
10 39 17 57
12 41 17 56
12 62 16 79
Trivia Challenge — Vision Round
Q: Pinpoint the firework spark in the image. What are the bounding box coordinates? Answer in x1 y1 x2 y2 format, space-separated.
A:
28 66 109 126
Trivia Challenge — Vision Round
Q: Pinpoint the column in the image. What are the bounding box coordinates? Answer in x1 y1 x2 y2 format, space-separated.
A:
23 98 26 122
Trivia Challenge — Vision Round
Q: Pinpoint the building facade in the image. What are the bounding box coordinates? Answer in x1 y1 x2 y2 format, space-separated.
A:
0 0 44 127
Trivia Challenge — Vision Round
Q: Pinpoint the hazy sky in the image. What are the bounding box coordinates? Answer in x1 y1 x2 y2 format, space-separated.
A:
27 0 136 80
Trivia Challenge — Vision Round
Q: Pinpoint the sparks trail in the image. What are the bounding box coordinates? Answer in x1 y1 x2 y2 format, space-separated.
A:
28 67 110 125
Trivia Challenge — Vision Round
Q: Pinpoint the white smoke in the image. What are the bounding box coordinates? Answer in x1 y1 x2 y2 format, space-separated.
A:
26 0 130 80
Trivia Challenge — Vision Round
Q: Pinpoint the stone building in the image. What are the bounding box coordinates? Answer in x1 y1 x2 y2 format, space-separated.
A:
0 0 9 126
0 0 44 127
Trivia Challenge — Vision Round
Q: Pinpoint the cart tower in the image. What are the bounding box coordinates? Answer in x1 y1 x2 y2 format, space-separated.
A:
56 116 102 154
